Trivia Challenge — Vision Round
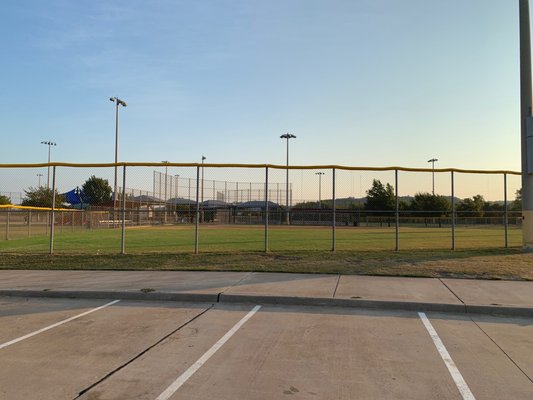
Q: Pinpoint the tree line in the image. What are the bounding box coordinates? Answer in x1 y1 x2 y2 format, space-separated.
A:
5 176 113 208
295 179 522 216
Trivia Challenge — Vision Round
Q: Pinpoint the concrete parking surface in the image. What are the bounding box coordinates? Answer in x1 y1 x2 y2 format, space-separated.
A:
1 296 532 400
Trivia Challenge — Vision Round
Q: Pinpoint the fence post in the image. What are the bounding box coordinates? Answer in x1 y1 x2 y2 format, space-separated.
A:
451 171 455 250
195 166 200 254
332 168 336 252
28 210 31 238
121 165 127 254
504 172 508 248
265 167 269 252
49 166 56 255
395 169 399 252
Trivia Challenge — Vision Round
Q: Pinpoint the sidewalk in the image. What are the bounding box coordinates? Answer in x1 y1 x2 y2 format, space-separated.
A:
0 270 532 317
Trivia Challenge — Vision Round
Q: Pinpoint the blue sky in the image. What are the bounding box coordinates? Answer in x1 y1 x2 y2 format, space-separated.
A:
0 0 526 199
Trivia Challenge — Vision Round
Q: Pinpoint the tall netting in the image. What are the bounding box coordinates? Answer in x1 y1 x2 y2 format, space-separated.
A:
0 162 523 255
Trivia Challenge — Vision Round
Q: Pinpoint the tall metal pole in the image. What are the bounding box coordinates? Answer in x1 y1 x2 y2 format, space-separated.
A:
41 141 56 189
114 101 119 210
162 161 169 224
332 168 336 252
37 174 43 187
520 0 533 250
280 133 296 224
195 165 200 254
201 156 206 223
49 166 56 255
265 167 269 252
47 144 52 189
504 172 509 248
395 169 399 252
451 171 456 250
428 158 438 195
121 166 126 254
110 97 126 220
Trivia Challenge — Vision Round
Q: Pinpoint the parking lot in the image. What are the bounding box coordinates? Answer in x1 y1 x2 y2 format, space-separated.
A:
0 296 532 400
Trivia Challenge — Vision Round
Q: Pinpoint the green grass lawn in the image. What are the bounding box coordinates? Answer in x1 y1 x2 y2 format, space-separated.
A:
1 225 530 280
0 224 523 254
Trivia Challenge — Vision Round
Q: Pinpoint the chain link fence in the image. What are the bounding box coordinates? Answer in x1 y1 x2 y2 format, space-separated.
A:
0 162 523 254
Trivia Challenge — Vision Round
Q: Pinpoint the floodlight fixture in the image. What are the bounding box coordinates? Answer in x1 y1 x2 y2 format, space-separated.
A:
280 133 296 223
110 96 127 216
40 140 56 189
427 158 438 195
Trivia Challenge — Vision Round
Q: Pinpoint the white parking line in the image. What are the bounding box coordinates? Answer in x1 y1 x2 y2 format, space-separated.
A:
0 299 120 350
418 312 476 400
155 305 262 400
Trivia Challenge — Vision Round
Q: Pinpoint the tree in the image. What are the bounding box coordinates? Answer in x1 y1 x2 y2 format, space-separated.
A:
21 187 64 208
410 192 451 217
456 194 485 217
365 179 395 213
0 195 10 205
510 188 522 212
82 176 112 205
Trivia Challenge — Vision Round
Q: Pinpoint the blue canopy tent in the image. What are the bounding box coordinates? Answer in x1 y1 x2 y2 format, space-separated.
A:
62 188 87 209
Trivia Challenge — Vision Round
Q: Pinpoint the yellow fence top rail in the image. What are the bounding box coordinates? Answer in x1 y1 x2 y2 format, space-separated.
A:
0 204 77 212
0 162 521 175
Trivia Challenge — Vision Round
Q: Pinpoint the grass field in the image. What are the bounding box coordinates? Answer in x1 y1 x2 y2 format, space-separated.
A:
0 224 523 253
0 225 531 281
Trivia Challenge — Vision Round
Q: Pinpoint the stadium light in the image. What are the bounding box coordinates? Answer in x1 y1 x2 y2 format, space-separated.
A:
315 172 325 208
110 97 127 215
280 133 296 223
427 158 438 195
40 141 56 189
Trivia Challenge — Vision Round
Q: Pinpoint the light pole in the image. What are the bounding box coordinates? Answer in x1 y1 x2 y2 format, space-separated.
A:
280 133 296 224
427 158 438 195
37 173 43 188
201 156 206 222
40 141 56 189
315 172 325 208
162 161 169 223
110 97 127 216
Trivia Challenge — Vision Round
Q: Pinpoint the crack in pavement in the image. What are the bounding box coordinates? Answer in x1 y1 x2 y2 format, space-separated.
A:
72 304 215 399
438 278 467 312
332 274 341 298
470 317 533 385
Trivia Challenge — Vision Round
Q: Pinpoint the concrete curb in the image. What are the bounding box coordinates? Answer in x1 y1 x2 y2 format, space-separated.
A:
218 293 467 314
0 290 218 303
1 289 532 317
465 304 533 318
